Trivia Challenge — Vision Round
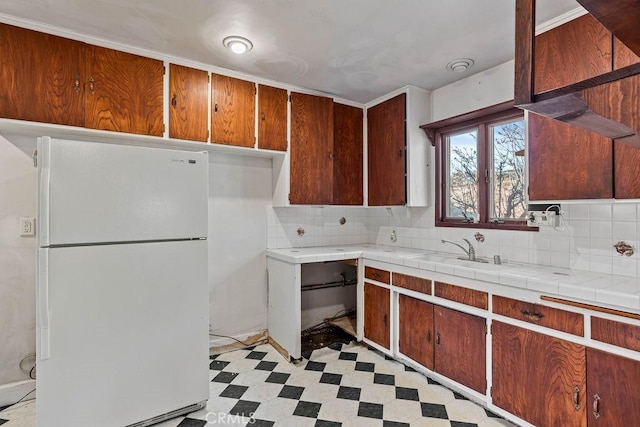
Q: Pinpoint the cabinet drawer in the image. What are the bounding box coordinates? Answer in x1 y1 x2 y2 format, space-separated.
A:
364 266 390 284
493 295 584 336
434 281 487 310
394 273 431 294
591 316 640 352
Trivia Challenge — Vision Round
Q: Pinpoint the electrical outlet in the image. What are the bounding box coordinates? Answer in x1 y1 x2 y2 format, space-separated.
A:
20 217 36 236
527 211 559 227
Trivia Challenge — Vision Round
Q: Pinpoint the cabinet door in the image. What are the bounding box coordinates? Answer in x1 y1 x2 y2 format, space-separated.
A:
534 14 612 94
587 347 640 426
614 36 640 70
367 93 406 206
0 23 85 126
434 306 485 394
398 295 434 370
528 113 613 200
211 74 255 147
363 282 390 349
85 45 164 136
333 103 363 205
492 321 586 427
169 64 209 142
257 84 287 151
290 92 334 205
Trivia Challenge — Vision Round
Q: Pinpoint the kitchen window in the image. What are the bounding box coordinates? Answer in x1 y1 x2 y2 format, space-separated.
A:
430 103 531 230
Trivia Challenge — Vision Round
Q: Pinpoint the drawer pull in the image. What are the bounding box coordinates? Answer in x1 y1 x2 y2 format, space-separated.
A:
573 386 581 410
371 272 381 279
520 309 544 320
436 332 441 346
383 313 387 327
426 330 431 343
593 393 600 419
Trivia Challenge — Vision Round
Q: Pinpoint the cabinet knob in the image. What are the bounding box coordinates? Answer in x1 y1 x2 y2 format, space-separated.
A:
592 393 600 419
426 330 431 343
88 77 95 95
171 93 177 108
261 112 265 121
74 73 80 93
397 149 403 159
214 103 218 113
435 332 441 346
383 313 387 327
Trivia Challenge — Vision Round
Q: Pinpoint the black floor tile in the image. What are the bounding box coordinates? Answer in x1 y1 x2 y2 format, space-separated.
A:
211 371 238 383
293 401 322 418
305 361 327 372
250 420 275 427
426 377 441 385
319 372 342 385
354 362 375 372
383 421 410 427
177 419 206 427
246 351 268 360
384 355 395 361
219 384 248 399
453 391 468 400
245 346 256 351
316 420 341 427
302 350 314 359
255 361 278 371
358 402 383 419
0 420 8 426
404 365 416 372
209 360 230 371
209 354 219 360
395 386 419 401
485 408 501 418
229 400 261 417
265 372 290 384
328 342 344 351
338 351 358 361
373 373 395 385
420 402 449 419
279 385 305 400
337 386 361 401
450 422 479 427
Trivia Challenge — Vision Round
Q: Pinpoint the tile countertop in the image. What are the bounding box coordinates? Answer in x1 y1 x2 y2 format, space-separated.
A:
266 245 640 313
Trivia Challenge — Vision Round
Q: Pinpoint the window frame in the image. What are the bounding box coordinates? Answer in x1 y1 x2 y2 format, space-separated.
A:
430 102 534 231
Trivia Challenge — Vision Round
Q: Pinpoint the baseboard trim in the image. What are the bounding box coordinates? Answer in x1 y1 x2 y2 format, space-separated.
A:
209 330 268 354
0 379 36 408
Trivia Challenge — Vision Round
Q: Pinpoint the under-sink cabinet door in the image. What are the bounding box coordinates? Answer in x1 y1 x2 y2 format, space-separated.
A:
398 295 434 370
363 282 390 349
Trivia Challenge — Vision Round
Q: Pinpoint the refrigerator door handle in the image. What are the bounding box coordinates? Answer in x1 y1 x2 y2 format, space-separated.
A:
38 250 51 359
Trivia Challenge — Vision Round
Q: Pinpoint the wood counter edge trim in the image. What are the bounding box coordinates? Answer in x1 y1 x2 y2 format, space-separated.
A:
540 295 640 321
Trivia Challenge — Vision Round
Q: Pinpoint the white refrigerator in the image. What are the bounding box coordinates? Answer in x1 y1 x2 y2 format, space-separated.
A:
36 136 210 427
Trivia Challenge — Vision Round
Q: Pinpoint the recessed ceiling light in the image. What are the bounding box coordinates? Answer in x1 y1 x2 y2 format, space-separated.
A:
222 36 253 55
446 58 474 73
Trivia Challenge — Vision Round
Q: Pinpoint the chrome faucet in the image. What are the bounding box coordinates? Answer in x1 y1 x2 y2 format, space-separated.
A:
441 238 476 261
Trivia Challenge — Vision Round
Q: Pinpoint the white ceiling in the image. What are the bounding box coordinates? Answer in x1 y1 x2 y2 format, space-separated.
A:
0 0 579 103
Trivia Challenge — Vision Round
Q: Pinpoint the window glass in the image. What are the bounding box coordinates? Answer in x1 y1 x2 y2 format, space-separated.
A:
489 119 526 220
446 129 478 220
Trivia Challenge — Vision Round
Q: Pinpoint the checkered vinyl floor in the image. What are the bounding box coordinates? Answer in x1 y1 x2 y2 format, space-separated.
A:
0 342 516 427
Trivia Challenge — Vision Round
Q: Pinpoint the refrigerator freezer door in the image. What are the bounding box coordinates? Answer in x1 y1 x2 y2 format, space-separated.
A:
38 136 208 247
36 240 209 427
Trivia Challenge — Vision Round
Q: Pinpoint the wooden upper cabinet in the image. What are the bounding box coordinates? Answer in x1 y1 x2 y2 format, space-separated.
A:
363 282 390 349
169 64 209 142
257 84 287 151
492 321 586 427
85 45 164 136
534 14 612 94
211 74 255 147
527 112 613 200
289 92 334 205
399 295 434 370
614 36 640 70
333 103 363 205
434 306 486 394
367 93 406 206
0 23 85 127
586 348 640 426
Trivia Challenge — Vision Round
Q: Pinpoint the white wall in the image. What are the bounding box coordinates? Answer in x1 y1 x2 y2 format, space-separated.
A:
0 135 37 386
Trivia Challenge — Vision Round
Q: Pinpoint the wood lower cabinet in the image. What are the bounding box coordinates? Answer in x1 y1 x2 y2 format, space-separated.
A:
492 321 586 427
333 103 363 205
257 84 288 151
399 295 434 370
211 74 256 147
364 282 390 349
169 64 209 142
0 23 85 127
614 36 640 70
586 347 640 426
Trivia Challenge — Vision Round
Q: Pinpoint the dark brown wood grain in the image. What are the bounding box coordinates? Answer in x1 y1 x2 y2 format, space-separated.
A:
434 306 486 394
211 74 255 147
514 0 535 105
367 93 406 206
534 14 612 94
289 92 334 204
394 273 431 294
434 282 487 310
492 321 586 427
614 36 640 70
591 316 640 352
257 84 287 151
541 295 640 320
169 64 208 142
364 266 390 284
493 295 584 336
399 295 434 370
0 23 85 126
527 112 613 200
364 282 390 349
85 45 164 136
586 347 640 426
577 0 640 58
333 103 363 205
